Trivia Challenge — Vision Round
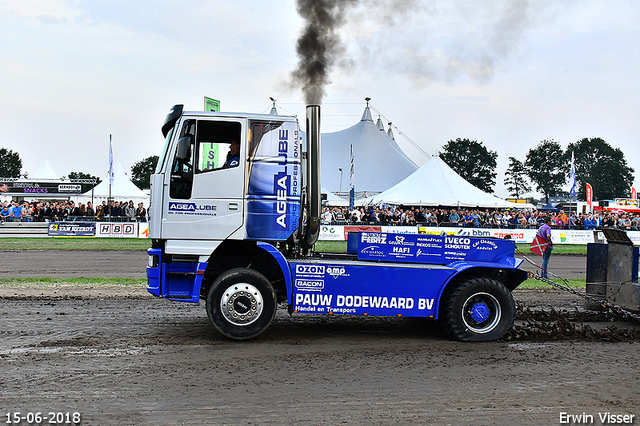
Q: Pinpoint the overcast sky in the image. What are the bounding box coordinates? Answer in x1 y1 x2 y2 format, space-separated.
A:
1 0 638 198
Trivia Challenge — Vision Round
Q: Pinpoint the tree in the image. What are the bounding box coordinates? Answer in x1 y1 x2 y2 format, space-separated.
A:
565 137 634 200
525 139 566 203
0 148 22 178
438 138 498 193
131 155 159 190
68 171 101 193
503 157 531 198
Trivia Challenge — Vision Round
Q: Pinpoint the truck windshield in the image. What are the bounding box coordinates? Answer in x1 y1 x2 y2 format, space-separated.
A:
155 126 175 174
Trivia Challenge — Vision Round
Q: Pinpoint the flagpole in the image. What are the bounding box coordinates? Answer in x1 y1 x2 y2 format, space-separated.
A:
349 145 355 211
108 134 114 220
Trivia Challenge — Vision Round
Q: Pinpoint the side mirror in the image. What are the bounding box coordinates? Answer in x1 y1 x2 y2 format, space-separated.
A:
176 136 192 160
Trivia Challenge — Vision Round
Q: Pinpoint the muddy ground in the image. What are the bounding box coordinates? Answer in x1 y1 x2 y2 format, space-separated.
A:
1 251 639 426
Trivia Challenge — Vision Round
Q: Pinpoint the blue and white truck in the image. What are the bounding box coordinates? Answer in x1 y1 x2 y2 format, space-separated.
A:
146 104 528 341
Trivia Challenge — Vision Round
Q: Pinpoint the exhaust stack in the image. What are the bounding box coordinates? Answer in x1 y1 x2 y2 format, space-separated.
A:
302 105 321 249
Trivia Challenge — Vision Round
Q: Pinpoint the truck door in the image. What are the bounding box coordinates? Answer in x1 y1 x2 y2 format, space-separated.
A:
161 118 246 241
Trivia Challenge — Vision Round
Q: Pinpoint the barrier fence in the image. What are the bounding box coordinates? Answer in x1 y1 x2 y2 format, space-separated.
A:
1 222 639 245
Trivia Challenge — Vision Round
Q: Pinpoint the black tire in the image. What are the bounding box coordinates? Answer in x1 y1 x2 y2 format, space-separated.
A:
441 277 515 342
206 268 277 340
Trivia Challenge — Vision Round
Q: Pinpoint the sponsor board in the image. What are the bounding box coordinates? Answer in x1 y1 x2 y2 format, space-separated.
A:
290 261 451 316
48 222 95 237
319 225 344 241
358 231 515 264
138 222 150 238
380 226 419 235
96 222 138 238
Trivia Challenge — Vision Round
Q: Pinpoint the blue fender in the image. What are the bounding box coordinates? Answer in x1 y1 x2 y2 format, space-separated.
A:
256 241 294 305
433 258 526 318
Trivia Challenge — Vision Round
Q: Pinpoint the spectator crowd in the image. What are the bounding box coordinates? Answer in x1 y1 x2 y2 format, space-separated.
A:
0 199 147 223
321 206 640 231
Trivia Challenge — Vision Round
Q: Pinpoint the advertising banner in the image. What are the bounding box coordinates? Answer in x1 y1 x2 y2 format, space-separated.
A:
0 180 83 195
319 225 344 241
96 222 138 238
357 232 516 265
290 260 452 317
380 226 419 235
48 222 95 237
138 222 150 238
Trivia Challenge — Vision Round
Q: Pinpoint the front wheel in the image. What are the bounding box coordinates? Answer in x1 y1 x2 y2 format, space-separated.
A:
206 268 277 340
441 277 515 342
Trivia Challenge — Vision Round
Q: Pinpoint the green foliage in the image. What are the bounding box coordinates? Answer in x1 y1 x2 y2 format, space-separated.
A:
565 138 635 200
438 138 498 192
0 147 22 178
68 171 101 193
131 155 159 190
525 139 566 203
504 156 531 198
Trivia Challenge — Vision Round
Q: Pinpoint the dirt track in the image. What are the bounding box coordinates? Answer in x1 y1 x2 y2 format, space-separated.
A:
1 251 639 425
0 249 586 279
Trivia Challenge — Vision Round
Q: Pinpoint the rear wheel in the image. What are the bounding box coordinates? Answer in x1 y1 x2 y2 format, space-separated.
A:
441 277 515 342
206 268 277 340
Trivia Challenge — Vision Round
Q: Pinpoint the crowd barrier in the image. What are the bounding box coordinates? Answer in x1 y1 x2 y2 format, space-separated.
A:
319 224 640 245
0 222 149 238
2 222 639 245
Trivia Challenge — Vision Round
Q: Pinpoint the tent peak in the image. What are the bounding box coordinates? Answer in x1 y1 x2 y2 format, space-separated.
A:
376 116 385 131
361 106 373 122
387 123 395 141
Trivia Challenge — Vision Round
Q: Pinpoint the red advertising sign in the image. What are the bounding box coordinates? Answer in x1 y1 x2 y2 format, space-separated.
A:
586 183 593 208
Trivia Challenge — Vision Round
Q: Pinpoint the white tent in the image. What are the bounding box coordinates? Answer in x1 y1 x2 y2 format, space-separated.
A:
32 159 59 179
319 106 418 194
322 187 350 206
366 156 529 209
78 162 148 205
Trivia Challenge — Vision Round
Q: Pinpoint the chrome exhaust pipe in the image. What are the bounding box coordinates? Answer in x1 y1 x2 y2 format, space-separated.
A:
302 105 321 249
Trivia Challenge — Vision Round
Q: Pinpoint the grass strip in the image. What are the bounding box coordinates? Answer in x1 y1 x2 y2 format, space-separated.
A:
0 277 147 288
0 238 151 251
0 238 589 254
517 278 585 290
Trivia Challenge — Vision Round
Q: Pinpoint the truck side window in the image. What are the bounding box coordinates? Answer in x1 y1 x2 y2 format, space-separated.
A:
169 120 195 199
196 121 242 173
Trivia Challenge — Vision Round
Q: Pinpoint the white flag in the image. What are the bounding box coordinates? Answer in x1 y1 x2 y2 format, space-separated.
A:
569 151 576 197
109 134 114 186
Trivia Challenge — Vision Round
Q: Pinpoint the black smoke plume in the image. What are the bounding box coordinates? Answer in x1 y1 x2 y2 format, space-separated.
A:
291 0 359 105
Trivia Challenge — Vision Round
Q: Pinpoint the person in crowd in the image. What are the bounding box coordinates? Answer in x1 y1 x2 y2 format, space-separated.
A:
21 202 33 222
10 201 22 222
321 208 333 223
502 211 511 228
78 203 87 220
448 209 460 225
111 201 123 221
85 202 95 219
0 205 11 222
95 205 104 221
463 211 474 227
537 216 554 278
136 202 147 222
557 210 568 228
69 202 81 221
493 211 503 228
125 200 136 222
102 201 110 217
32 203 46 222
